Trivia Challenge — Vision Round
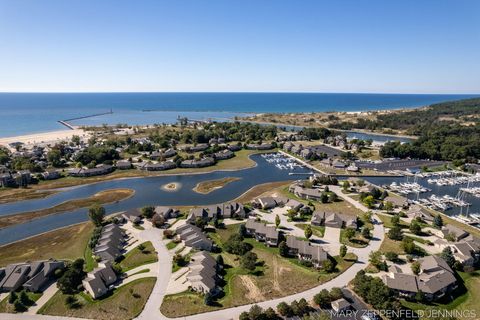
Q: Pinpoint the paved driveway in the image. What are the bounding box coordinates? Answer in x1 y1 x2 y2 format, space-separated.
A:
322 227 341 255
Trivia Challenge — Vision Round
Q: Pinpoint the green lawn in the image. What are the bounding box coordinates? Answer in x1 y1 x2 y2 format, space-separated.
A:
166 241 179 250
377 212 410 229
39 277 156 320
401 271 480 319
84 242 97 272
116 241 158 272
0 291 42 313
340 229 369 248
294 223 325 238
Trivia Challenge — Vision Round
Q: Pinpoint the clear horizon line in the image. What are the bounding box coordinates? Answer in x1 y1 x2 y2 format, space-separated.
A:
0 90 479 95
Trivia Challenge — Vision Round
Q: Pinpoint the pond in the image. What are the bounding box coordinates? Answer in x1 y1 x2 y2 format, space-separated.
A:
0 154 310 245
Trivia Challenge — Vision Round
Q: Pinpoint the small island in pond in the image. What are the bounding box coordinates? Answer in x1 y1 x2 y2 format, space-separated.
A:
193 177 241 194
161 182 182 192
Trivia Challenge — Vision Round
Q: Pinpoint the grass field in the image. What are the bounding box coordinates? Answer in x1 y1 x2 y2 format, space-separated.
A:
401 271 480 319
193 177 242 194
0 188 134 228
0 188 57 204
233 181 293 204
0 222 94 267
161 224 354 317
116 241 158 272
39 277 156 320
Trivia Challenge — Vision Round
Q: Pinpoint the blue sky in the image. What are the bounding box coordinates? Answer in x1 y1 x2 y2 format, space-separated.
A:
0 0 479 93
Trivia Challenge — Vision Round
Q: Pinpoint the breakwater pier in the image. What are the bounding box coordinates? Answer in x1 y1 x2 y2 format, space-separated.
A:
58 109 113 129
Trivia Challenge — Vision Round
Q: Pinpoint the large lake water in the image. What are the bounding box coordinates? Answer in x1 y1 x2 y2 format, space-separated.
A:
0 154 310 245
1 92 478 137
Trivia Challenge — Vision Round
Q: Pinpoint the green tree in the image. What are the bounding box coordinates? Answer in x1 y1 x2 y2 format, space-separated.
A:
344 228 356 240
304 225 313 239
204 292 213 306
361 227 371 239
277 301 293 317
47 149 63 167
342 180 350 191
339 244 347 258
241 251 258 271
279 241 289 257
141 206 155 219
88 205 105 227
384 201 394 213
330 287 343 300
194 217 206 230
363 195 375 208
388 226 403 241
415 290 425 303
320 192 329 203
401 238 416 254
433 214 444 228
385 252 398 261
329 192 338 202
441 247 456 268
275 214 280 228
8 291 17 304
411 261 421 275
57 259 85 294
409 220 422 235
322 259 335 273
391 214 400 226
313 289 331 308
369 251 382 269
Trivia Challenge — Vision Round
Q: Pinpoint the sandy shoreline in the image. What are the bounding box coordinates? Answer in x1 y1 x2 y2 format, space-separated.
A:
0 128 89 149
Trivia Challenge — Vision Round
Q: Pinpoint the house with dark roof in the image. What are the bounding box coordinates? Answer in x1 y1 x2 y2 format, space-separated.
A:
23 260 65 292
180 157 215 168
286 236 328 268
68 164 114 177
246 143 274 150
382 256 458 301
186 252 219 294
289 184 324 201
213 149 234 160
176 224 213 251
407 205 434 222
254 196 287 210
384 195 408 208
186 202 246 223
122 209 142 224
41 170 61 180
0 260 64 293
245 219 279 246
82 261 117 299
442 225 470 242
154 206 180 220
0 173 15 187
138 161 176 171
311 211 357 229
115 160 132 170
331 298 351 312
93 223 127 262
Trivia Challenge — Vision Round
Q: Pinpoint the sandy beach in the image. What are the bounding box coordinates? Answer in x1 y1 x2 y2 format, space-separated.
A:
0 128 89 150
